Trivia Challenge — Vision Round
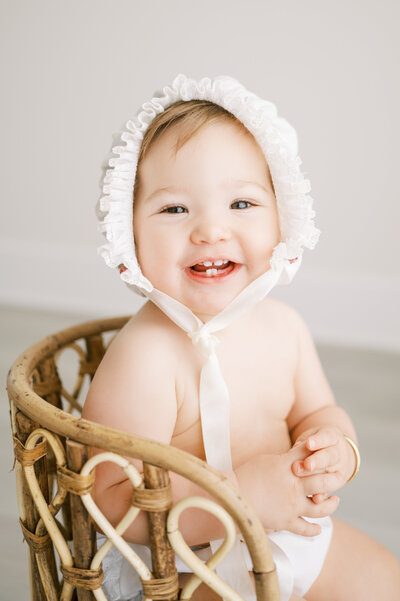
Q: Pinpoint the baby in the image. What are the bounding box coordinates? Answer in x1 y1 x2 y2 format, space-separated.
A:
83 74 399 601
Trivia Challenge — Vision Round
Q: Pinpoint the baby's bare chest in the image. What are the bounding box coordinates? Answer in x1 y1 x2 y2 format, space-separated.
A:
172 319 297 465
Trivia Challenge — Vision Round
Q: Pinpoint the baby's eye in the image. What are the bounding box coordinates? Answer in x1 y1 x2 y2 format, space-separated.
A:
231 199 253 209
160 205 188 214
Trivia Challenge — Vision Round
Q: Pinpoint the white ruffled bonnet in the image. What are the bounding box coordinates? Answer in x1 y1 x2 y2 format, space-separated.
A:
97 73 320 295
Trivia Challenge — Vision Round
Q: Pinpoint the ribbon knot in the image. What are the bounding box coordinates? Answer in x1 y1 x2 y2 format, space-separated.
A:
187 328 220 357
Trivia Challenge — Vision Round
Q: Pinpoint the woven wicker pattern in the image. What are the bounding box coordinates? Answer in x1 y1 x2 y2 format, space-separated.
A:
131 484 173 512
7 316 280 601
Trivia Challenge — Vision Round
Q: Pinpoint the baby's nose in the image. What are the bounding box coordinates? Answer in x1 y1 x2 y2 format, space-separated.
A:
190 217 232 245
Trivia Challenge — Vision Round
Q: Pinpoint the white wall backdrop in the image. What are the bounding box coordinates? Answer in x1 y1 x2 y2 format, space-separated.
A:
1 0 399 350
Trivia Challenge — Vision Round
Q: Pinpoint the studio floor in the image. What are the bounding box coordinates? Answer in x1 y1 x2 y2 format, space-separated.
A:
1 304 399 600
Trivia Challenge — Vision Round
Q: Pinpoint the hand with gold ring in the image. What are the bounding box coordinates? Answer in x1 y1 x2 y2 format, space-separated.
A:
291 426 360 503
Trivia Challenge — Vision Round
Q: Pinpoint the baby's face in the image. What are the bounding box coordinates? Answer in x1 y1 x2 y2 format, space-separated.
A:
133 119 280 321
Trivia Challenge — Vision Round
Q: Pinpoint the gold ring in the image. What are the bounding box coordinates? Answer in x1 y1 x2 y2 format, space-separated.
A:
343 435 360 484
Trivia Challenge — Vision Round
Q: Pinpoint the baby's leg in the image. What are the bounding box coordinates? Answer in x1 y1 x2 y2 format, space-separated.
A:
306 517 400 601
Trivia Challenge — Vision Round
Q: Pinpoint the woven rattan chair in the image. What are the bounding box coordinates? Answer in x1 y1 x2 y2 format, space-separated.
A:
7 316 280 601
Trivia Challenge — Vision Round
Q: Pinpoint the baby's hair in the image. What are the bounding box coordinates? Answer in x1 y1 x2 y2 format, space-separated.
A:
133 100 251 202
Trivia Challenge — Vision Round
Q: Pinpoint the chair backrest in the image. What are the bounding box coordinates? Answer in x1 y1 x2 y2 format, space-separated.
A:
7 316 279 601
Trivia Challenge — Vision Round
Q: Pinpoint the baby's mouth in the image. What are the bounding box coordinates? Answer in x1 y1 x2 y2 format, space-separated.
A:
190 259 233 277
185 259 239 282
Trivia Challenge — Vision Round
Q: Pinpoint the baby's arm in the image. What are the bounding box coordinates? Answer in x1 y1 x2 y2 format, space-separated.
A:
286 309 358 498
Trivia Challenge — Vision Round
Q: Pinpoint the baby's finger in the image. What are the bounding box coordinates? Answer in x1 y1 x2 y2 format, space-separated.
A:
301 472 341 496
290 517 322 538
302 447 340 473
311 493 326 504
306 427 340 452
305 495 340 517
292 448 339 477
288 440 310 463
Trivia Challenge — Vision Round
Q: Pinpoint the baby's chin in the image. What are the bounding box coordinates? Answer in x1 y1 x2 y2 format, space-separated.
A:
182 297 235 323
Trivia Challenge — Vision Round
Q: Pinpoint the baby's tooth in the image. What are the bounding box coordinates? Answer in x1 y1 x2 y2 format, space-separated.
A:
206 268 218 276
214 260 223 266
222 259 229 264
203 261 212 267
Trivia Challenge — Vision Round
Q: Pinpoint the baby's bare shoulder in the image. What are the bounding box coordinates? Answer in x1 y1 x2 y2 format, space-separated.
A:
82 302 183 442
106 301 193 365
256 296 306 336
117 301 185 355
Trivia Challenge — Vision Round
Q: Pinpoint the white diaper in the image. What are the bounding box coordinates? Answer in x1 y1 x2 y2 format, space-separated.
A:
98 516 332 601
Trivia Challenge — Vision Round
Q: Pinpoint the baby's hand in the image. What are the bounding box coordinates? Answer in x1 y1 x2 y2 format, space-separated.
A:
236 445 339 538
291 426 356 503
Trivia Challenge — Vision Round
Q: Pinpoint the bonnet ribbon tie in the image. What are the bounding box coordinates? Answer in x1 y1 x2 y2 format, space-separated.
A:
186 329 233 472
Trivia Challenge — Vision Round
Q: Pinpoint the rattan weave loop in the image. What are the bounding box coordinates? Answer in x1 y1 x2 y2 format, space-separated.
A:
131 483 173 512
60 564 104 590
13 436 47 467
57 464 95 495
20 518 52 553
141 574 180 600
32 376 61 396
